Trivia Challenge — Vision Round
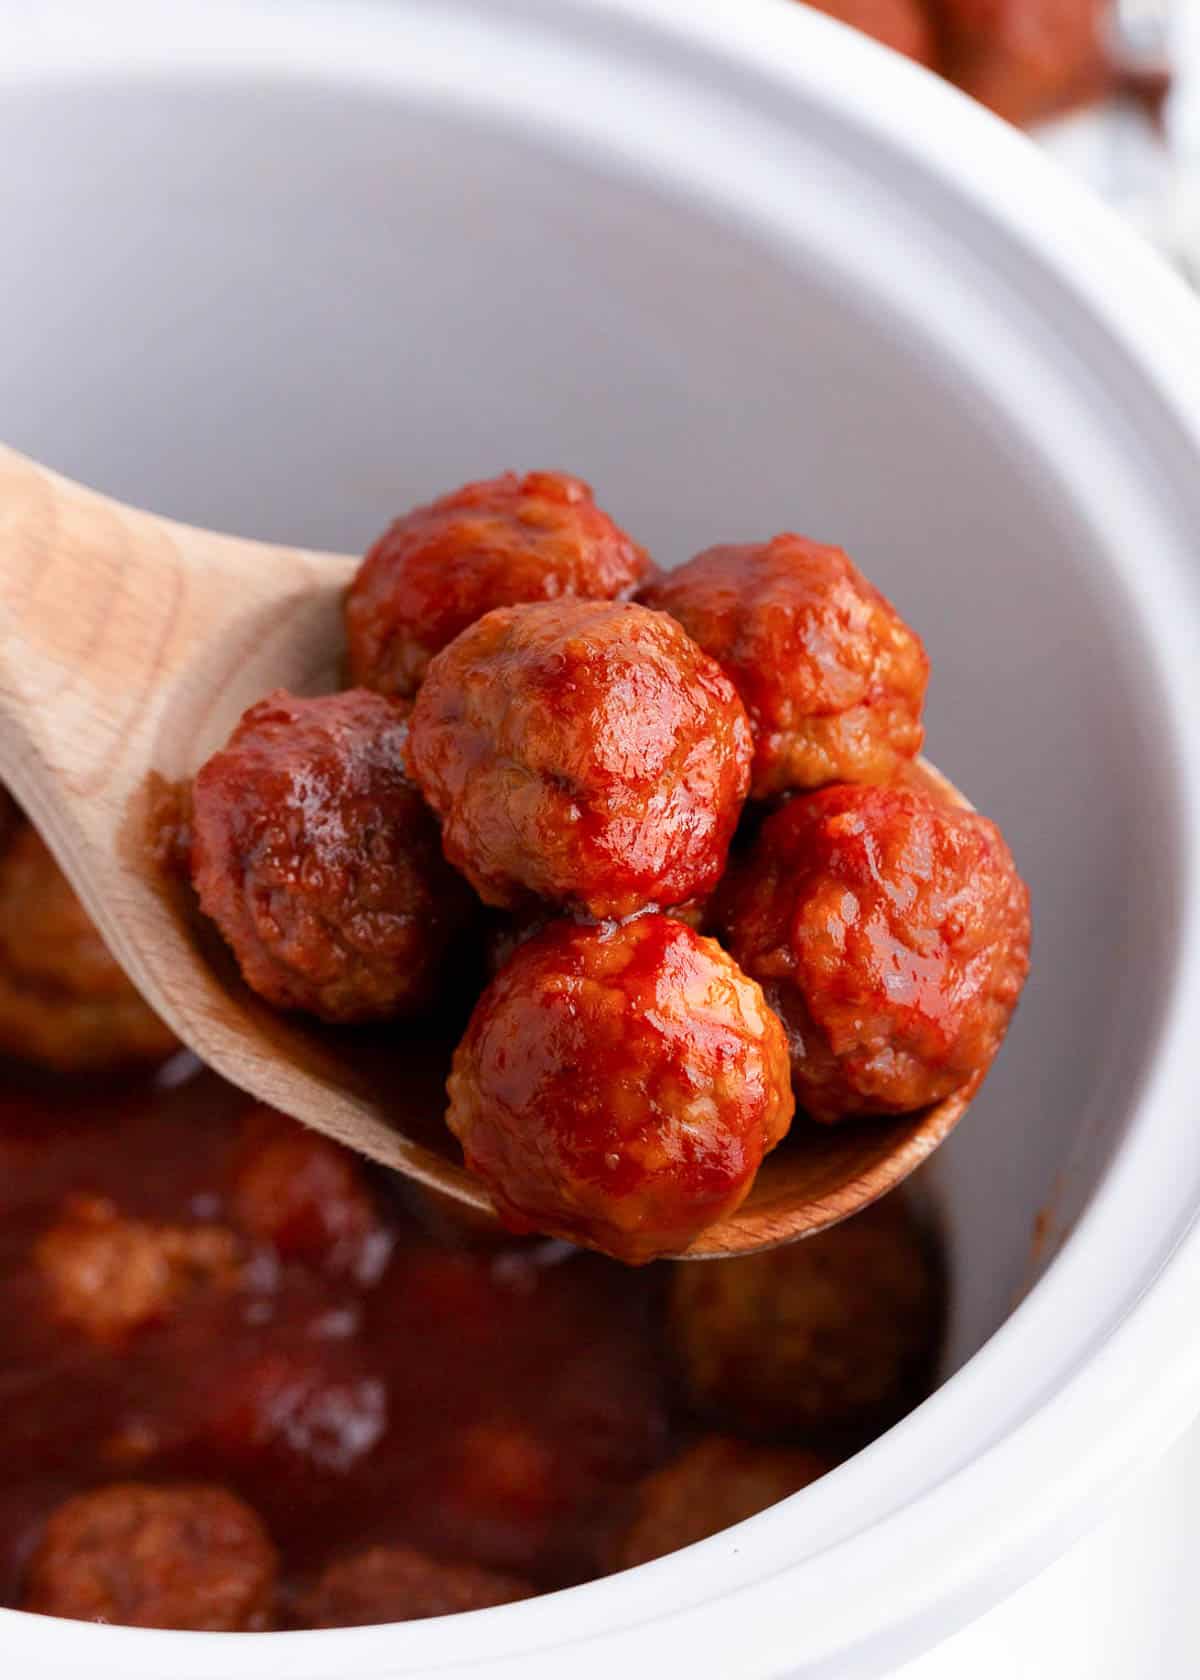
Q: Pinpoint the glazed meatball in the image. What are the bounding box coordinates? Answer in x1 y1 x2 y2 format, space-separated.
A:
804 0 938 64
346 470 653 697
191 688 476 1022
0 824 178 1072
938 0 1109 125
35 1193 240 1348
669 1193 944 1442
484 899 708 978
446 916 794 1264
22 1483 277 1630
640 536 928 797
207 1348 388 1478
229 1105 388 1280
717 783 1030 1121
614 1436 832 1570
294 1544 533 1628
407 600 752 918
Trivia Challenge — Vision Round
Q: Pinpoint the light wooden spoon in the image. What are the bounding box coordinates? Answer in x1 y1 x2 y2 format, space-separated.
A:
0 443 977 1259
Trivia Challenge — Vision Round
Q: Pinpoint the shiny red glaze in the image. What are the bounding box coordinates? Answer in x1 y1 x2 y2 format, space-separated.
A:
191 688 476 1022
21 1482 277 1631
406 600 752 918
640 536 928 797
0 824 177 1072
346 471 654 698
447 916 794 1264
717 783 1031 1122
0 1059 670 1620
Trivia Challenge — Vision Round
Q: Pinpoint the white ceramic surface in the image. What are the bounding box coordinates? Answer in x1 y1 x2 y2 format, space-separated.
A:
2 1 1200 1676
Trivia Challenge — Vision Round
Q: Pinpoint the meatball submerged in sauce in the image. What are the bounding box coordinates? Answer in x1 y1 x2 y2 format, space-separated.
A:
346 470 653 698
191 689 476 1023
0 821 178 1073
447 916 794 1263
640 535 928 797
22 1483 278 1631
669 1193 945 1444
407 600 752 919
717 783 1030 1122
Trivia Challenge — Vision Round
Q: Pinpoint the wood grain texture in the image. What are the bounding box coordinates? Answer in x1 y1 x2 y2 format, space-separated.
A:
0 444 983 1259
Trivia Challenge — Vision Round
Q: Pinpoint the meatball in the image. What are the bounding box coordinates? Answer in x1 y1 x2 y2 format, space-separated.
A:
716 783 1030 1121
938 0 1109 126
446 915 794 1264
614 1436 832 1570
668 1193 944 1442
804 0 938 64
640 536 928 797
346 470 654 698
0 824 178 1072
407 600 752 918
21 1483 277 1630
35 1193 240 1348
229 1105 388 1280
294 1544 533 1628
207 1348 388 1478
191 688 476 1022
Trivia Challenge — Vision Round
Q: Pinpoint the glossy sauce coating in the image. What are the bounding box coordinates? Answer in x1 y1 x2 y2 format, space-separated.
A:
406 600 752 918
0 823 178 1072
717 784 1031 1121
669 1193 945 1444
346 470 653 698
447 916 794 1264
0 1059 672 1624
192 689 476 1022
640 537 928 797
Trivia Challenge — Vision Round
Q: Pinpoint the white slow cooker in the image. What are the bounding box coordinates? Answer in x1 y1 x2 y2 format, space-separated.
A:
2 1 1200 1675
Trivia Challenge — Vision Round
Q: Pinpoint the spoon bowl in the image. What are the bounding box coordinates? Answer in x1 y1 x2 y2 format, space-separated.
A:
0 442 980 1258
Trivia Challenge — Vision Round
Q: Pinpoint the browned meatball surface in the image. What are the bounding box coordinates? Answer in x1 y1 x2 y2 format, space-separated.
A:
346 470 653 698
669 1194 944 1443
717 783 1030 1122
0 825 178 1073
191 689 476 1023
447 915 794 1264
407 600 752 918
614 1436 833 1569
937 0 1109 125
21 1483 277 1630
35 1192 241 1348
640 536 928 797
229 1105 388 1280
294 1543 533 1627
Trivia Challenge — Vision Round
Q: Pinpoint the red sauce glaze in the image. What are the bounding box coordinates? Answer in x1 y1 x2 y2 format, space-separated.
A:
346 471 654 698
406 600 752 919
446 916 794 1264
292 1543 532 1627
640 536 928 798
191 688 477 1023
717 784 1031 1122
0 1057 671 1618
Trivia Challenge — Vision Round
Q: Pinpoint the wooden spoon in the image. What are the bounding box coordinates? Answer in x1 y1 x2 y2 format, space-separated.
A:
0 444 976 1259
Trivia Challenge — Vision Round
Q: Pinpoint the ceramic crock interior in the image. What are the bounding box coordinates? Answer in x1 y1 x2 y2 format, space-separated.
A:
0 53 1171 1411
